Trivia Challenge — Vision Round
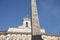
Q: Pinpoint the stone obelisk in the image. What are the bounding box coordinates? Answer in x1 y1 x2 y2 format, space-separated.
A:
31 0 43 40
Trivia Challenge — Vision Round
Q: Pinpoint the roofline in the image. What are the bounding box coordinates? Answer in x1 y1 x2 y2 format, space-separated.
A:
41 33 60 37
0 31 31 35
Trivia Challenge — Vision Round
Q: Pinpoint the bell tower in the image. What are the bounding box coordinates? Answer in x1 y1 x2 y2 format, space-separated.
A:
31 0 43 40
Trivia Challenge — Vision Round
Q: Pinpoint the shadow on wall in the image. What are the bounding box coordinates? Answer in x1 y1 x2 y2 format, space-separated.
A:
32 35 43 40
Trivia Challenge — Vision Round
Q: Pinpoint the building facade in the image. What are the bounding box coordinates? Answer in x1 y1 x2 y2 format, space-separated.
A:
0 18 60 40
0 18 31 40
0 18 45 40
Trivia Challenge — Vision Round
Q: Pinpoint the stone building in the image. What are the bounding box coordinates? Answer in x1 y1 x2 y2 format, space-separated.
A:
0 18 60 40
0 18 31 40
0 18 45 40
0 0 60 40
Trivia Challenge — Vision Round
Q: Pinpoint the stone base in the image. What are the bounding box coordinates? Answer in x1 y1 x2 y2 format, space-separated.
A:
32 35 43 40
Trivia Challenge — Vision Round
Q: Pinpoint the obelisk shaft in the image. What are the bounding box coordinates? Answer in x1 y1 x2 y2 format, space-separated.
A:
31 0 43 40
31 0 40 35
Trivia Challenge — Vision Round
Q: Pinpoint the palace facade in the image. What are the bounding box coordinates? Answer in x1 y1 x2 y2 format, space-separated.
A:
0 18 45 40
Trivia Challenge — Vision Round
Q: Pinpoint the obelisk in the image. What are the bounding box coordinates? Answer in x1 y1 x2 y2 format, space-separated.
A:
31 0 43 40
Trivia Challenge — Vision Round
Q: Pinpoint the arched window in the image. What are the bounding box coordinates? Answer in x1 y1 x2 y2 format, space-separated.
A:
26 22 28 27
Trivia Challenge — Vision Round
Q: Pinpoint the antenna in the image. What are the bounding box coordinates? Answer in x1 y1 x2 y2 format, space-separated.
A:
26 14 29 18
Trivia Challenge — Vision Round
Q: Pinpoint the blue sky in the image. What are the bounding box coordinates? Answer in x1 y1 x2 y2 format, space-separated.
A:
0 0 60 34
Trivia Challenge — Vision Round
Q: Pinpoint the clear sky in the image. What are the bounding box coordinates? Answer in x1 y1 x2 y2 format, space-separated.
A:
0 0 60 34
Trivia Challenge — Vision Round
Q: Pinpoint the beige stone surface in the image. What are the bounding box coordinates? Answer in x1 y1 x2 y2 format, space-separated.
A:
31 0 41 35
0 37 3 40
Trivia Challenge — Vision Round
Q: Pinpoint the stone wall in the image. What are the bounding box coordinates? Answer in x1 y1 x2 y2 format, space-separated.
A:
42 34 60 40
0 34 31 40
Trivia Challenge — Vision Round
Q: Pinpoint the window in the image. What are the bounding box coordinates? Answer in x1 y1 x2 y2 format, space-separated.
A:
26 22 28 27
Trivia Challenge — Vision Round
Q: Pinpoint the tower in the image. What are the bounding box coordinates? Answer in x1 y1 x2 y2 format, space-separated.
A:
31 0 43 40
